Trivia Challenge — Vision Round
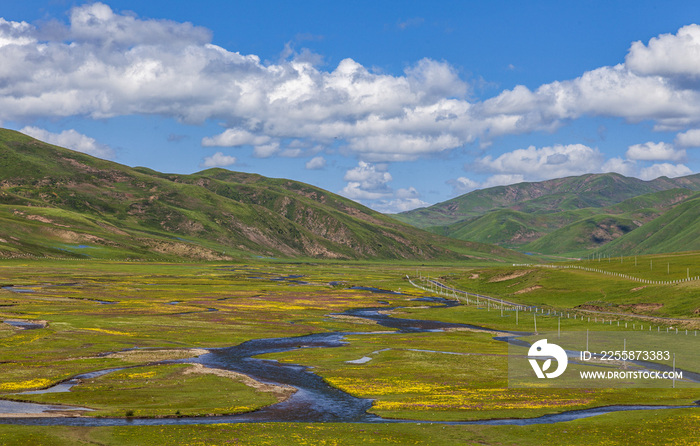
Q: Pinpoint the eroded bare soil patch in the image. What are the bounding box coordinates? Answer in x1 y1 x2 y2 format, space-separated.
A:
183 363 296 402
514 285 542 295
488 270 534 283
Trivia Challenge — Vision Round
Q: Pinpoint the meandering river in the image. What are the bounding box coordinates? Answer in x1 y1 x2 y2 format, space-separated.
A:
0 293 697 426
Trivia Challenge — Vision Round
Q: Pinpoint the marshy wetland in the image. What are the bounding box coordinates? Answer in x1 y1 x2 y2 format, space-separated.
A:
0 257 698 444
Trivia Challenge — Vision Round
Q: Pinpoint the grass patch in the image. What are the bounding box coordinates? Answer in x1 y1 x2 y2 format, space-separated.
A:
10 364 279 417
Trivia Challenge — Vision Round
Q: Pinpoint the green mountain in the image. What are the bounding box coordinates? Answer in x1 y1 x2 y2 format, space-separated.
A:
0 129 527 262
599 193 700 255
429 208 596 248
394 173 700 256
395 173 700 228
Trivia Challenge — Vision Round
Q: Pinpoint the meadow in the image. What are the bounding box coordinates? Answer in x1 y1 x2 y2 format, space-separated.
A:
0 256 697 444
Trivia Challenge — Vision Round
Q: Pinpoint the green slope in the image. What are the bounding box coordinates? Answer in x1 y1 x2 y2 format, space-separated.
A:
518 189 699 256
430 208 596 248
423 188 695 253
522 215 639 256
0 129 528 262
600 193 700 255
393 172 700 256
603 188 695 215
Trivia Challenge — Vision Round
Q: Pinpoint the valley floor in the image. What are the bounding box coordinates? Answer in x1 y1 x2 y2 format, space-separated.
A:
0 258 697 445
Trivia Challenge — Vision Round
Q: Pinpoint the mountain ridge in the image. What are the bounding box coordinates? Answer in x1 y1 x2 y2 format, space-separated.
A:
0 128 527 262
394 172 700 256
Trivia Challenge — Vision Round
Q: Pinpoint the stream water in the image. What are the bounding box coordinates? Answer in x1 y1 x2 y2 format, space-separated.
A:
0 292 697 426
3 320 45 330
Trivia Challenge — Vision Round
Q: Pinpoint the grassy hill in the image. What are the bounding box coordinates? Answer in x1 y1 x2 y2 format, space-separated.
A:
516 189 697 256
394 173 700 257
599 194 700 255
0 129 528 262
429 208 597 248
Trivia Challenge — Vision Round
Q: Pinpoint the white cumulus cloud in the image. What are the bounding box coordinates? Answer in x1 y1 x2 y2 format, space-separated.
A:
446 176 480 195
342 161 392 192
626 24 700 79
601 157 638 177
338 162 429 212
639 163 692 180
0 4 471 163
475 144 604 181
469 140 695 188
20 126 114 158
253 143 280 158
481 174 526 188
305 156 326 170
200 152 236 168
0 18 35 47
1 4 700 178
625 141 686 162
373 197 430 213
201 129 272 147
675 128 700 147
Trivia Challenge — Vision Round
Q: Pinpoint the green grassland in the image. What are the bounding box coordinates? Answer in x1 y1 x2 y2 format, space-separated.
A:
261 328 697 421
0 258 696 445
418 251 700 322
8 363 280 418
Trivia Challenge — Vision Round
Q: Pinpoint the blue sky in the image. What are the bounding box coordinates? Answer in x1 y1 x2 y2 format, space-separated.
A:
2 1 700 212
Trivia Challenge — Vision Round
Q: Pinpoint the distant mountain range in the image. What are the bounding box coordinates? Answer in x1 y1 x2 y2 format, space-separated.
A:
0 129 527 262
394 172 700 256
